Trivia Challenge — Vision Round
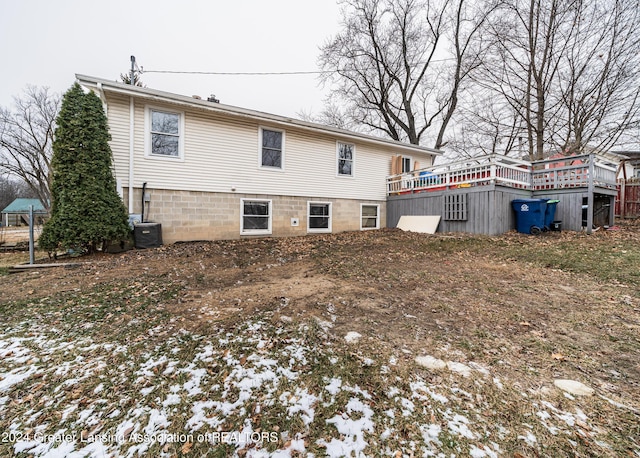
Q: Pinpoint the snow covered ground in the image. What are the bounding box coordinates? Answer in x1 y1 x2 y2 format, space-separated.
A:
1 307 635 458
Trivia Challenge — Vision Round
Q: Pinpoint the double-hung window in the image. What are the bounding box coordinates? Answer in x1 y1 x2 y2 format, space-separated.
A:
337 142 354 177
260 128 284 169
360 204 380 230
149 109 182 158
308 202 332 233
241 199 272 235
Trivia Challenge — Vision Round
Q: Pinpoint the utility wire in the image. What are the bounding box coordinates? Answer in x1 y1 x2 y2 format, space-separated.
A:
142 69 331 76
140 58 456 77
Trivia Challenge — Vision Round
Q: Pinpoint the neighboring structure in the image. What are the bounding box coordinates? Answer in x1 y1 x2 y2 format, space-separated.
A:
1 198 48 227
77 75 440 243
611 151 640 219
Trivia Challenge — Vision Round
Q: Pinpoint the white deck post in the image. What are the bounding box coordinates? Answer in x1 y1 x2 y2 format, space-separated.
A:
586 154 595 234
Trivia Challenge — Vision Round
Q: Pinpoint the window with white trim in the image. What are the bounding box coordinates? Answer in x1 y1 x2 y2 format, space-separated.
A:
148 109 183 158
308 202 332 232
401 156 413 173
337 142 354 176
259 127 284 169
241 199 272 235
360 204 380 230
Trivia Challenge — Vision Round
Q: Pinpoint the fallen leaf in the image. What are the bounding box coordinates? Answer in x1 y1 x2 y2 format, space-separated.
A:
181 441 193 454
122 426 134 440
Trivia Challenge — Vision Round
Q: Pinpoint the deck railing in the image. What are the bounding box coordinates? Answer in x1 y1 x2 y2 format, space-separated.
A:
387 153 619 195
530 154 618 191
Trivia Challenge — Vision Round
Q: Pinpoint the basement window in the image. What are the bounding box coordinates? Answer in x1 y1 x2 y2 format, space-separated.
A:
241 199 272 235
308 202 332 233
443 194 468 221
360 204 380 230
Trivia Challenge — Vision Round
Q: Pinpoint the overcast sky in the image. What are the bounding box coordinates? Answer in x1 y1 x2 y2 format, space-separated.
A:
0 0 341 118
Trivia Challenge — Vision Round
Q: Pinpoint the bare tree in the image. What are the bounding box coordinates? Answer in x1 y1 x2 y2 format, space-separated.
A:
319 0 494 148
0 86 60 210
557 0 640 155
0 174 37 214
466 0 640 160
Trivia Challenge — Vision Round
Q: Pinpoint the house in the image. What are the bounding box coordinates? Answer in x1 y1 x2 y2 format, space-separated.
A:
1 198 47 227
76 75 440 243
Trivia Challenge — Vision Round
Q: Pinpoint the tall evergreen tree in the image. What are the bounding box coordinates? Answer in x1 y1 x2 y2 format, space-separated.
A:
39 83 130 254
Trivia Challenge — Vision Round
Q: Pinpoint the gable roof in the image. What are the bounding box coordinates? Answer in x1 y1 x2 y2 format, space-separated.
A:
1 198 47 214
76 74 442 158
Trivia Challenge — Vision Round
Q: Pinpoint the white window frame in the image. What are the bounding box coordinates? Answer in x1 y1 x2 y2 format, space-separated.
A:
144 106 185 161
360 204 380 230
401 155 413 173
307 201 332 233
258 127 285 171
336 141 355 178
240 199 272 235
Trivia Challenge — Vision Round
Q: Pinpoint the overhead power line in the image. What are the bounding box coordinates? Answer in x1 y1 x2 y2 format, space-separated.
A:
142 69 331 76
140 58 456 77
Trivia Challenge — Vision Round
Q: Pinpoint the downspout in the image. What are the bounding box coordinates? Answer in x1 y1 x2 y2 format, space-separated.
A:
141 182 147 223
128 96 135 213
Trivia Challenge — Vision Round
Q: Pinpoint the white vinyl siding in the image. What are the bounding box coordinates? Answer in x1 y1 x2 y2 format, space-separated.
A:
104 93 435 200
240 199 272 235
104 94 132 186
307 202 332 233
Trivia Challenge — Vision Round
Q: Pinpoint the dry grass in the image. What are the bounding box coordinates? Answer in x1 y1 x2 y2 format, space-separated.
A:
0 225 639 457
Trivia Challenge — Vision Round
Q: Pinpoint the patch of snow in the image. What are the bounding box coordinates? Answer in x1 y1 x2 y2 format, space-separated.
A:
415 355 446 370
286 388 318 426
518 431 537 446
319 396 374 457
447 361 472 377
187 401 221 431
344 332 362 343
324 377 342 396
400 397 415 416
553 379 594 396
140 386 155 397
0 365 38 392
162 394 181 408
419 423 441 447
448 413 475 439
387 386 400 398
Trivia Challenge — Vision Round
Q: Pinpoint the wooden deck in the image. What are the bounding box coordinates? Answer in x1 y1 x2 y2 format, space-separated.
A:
386 154 619 235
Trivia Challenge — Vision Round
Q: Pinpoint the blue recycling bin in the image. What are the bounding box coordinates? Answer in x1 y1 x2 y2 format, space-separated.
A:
512 199 547 235
543 199 560 230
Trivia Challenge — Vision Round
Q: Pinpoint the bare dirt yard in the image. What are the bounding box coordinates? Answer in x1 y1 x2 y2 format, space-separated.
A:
0 224 639 457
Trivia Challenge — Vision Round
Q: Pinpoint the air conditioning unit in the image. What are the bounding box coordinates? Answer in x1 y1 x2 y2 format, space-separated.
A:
133 222 162 249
